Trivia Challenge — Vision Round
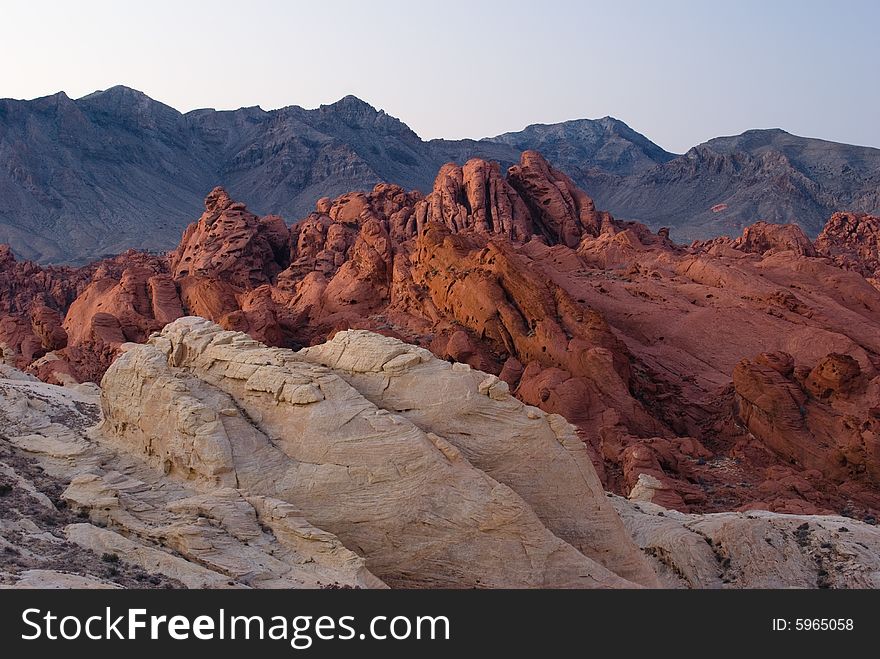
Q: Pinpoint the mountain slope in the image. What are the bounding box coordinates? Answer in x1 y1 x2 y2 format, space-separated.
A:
0 88 217 262
2 86 879 263
588 129 880 240
0 88 444 263
0 87 671 264
483 116 676 175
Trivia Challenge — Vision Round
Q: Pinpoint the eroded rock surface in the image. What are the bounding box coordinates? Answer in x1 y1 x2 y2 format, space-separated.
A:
298 329 659 587
612 496 880 589
2 152 880 522
816 212 880 288
0 362 381 589
4 322 880 589
101 318 640 588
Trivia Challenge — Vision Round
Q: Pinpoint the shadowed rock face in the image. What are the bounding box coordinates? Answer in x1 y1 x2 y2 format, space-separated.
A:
3 323 880 590
2 152 880 522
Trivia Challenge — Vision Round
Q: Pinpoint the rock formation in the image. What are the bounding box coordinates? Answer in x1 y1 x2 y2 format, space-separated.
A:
816 212 880 289
0 361 382 589
298 329 658 586
102 318 648 588
170 187 290 287
612 496 880 588
3 151 880 524
731 221 818 257
3 322 880 589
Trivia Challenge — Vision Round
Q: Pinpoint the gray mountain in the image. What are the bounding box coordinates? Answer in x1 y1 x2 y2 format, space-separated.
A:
0 89 453 263
586 129 880 240
483 116 676 175
1 86 878 263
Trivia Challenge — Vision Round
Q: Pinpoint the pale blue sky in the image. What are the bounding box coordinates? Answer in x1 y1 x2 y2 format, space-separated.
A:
1 0 877 152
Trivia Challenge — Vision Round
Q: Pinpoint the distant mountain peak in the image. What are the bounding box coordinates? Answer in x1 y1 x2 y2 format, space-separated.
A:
333 94 375 107
485 115 675 175
596 115 627 126
744 127 789 135
78 84 152 101
75 85 182 130
310 94 415 138
1 86 879 264
321 94 379 115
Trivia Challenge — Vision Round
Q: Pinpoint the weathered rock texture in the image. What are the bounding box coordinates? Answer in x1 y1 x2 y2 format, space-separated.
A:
815 212 880 289
3 152 880 524
100 318 644 588
611 496 880 588
0 359 382 589
298 330 658 586
3 326 880 589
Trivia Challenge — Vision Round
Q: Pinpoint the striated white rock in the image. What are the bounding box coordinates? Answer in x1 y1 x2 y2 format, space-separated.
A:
62 473 383 589
64 524 238 589
300 329 660 587
6 323 880 590
612 496 880 588
100 317 634 588
1 360 383 590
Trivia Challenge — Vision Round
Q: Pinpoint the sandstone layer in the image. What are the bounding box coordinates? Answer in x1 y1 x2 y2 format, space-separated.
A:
611 496 880 589
3 322 880 589
2 152 880 522
101 318 645 588
0 362 381 589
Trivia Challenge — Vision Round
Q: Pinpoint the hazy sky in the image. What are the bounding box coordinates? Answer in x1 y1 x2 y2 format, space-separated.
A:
1 0 878 153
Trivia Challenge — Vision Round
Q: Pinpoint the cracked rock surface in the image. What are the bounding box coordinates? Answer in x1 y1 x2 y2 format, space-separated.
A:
2 317 880 588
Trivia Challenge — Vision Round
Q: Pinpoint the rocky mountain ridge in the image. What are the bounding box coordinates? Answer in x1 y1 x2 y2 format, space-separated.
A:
3 86 878 263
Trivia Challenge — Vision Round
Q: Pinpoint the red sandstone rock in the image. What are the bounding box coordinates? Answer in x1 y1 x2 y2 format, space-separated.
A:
0 244 88 368
0 315 44 367
815 212 880 286
498 356 525 388
3 152 880 521
170 187 289 287
30 305 68 351
507 151 610 247
734 351 880 490
804 353 861 399
414 159 533 241
731 221 817 256
0 246 178 381
63 264 180 348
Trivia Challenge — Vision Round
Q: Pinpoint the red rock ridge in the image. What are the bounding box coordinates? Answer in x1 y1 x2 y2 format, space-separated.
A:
3 151 880 522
